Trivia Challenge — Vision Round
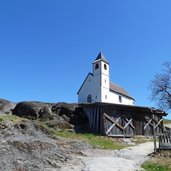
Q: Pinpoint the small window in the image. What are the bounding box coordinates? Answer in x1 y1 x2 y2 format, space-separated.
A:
119 96 122 103
95 95 98 99
104 79 106 83
95 63 99 70
104 64 107 70
105 95 107 99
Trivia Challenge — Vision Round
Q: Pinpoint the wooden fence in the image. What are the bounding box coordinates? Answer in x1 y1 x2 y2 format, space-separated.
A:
156 127 171 150
103 113 135 137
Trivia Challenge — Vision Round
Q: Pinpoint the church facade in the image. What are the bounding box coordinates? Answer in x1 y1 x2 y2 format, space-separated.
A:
77 52 135 105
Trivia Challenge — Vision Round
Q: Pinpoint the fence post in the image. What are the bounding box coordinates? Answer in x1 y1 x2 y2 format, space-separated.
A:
152 113 157 152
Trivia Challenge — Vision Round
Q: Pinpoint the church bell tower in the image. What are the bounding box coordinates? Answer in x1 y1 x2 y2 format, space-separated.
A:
92 52 110 102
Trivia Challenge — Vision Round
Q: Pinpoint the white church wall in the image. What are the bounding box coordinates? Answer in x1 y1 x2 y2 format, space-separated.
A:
107 90 134 105
101 87 110 102
78 74 101 103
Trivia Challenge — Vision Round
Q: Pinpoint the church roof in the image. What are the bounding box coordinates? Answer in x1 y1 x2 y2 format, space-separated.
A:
110 82 135 100
94 52 109 64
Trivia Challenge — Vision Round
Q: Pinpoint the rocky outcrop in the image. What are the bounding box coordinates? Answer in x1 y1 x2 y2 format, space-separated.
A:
52 102 89 125
0 98 16 115
12 102 89 129
0 119 90 171
12 101 53 119
0 99 91 170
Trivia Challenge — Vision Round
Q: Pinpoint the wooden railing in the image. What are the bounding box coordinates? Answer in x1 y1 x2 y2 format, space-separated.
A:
158 127 171 150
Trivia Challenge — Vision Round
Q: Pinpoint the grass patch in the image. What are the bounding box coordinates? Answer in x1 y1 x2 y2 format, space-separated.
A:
142 161 171 171
55 130 125 149
0 114 23 123
36 122 126 150
134 136 153 144
142 151 171 171
163 118 171 125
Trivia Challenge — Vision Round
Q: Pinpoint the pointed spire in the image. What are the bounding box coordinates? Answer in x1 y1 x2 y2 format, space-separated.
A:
94 51 109 64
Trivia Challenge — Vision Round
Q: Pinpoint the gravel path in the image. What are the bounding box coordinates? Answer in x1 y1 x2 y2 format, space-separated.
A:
61 142 154 171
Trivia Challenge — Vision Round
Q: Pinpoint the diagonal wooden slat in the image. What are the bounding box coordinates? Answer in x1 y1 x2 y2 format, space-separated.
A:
124 119 134 130
154 119 163 129
106 117 121 135
104 113 124 130
123 117 135 129
144 119 153 130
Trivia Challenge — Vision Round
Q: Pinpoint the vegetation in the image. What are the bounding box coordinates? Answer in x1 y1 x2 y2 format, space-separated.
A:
55 130 127 149
134 136 153 144
142 151 171 171
39 123 126 149
149 61 171 111
142 161 171 171
163 118 171 125
0 114 23 123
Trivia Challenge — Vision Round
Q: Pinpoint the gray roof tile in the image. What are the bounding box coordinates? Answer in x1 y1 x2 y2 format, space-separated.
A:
110 82 135 100
94 52 108 63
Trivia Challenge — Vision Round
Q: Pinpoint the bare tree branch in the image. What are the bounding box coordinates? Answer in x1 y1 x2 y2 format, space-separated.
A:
149 61 171 111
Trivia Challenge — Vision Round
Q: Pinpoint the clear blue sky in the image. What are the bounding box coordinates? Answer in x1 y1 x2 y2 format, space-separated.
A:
0 1 171 118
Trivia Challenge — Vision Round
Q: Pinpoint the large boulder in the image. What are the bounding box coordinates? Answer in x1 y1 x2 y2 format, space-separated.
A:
52 102 89 125
52 102 78 116
0 98 16 115
12 101 53 119
12 101 89 130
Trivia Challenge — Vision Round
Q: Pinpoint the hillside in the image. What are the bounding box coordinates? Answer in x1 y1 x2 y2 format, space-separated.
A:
0 98 127 170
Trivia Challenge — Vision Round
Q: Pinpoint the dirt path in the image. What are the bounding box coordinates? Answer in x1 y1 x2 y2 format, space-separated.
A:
61 142 154 171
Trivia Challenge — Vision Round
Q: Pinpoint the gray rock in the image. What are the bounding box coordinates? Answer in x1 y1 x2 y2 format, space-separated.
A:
52 103 89 125
0 118 94 171
52 102 78 116
0 98 16 115
0 120 71 171
12 101 53 119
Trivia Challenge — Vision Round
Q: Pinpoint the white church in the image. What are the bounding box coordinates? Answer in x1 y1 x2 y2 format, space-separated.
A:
77 52 135 105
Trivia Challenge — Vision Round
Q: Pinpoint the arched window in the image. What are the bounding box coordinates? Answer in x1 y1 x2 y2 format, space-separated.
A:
87 94 92 103
104 64 107 70
95 63 99 70
119 96 122 103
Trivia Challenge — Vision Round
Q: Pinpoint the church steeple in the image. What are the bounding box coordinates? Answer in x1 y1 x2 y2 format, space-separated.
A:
94 51 109 64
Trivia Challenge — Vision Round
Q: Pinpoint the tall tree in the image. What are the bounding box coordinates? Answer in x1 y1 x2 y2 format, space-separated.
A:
149 62 171 111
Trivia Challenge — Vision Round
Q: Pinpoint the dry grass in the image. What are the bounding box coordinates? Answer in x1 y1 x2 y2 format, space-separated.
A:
142 150 171 171
134 136 153 144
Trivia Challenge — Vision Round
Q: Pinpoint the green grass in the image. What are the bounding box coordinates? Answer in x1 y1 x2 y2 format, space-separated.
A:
142 161 171 171
0 114 23 123
36 122 126 150
56 130 126 149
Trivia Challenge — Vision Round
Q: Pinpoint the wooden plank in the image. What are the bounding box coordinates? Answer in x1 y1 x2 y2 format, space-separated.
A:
106 117 121 135
154 119 163 129
159 143 171 150
104 113 124 130
123 119 134 130
123 118 135 129
158 130 171 150
144 119 153 130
